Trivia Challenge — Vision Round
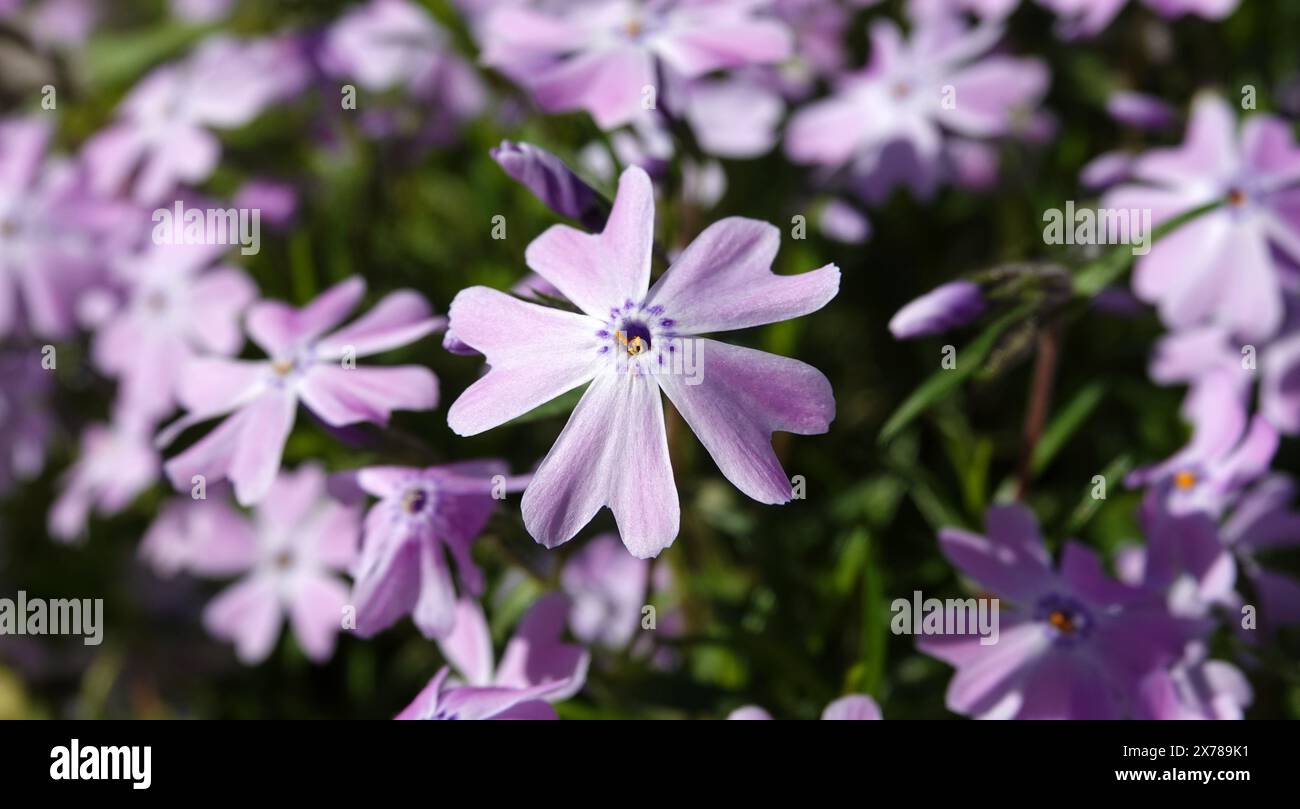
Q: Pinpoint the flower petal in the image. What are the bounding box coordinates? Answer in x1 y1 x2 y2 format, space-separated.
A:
299 364 438 427
315 290 444 359
658 339 833 504
246 276 365 357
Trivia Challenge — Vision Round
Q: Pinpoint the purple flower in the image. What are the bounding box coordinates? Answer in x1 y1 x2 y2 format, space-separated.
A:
1220 475 1300 634
1 116 130 340
320 0 486 143
888 280 985 339
0 348 53 495
397 594 589 720
233 180 298 230
49 411 160 543
140 490 258 579
202 464 360 664
1102 94 1300 342
728 694 883 720
446 166 838 558
785 16 1048 194
84 35 308 204
1136 641 1252 720
161 276 444 506
491 140 608 231
93 241 256 421
1080 149 1135 190
919 505 1207 719
818 199 872 244
683 76 785 158
1126 377 1277 518
1038 0 1238 38
480 0 793 130
1106 90 1177 131
348 460 510 639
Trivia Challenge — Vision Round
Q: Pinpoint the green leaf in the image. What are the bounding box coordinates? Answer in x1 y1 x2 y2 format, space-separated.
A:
877 305 1033 444
1031 382 1106 475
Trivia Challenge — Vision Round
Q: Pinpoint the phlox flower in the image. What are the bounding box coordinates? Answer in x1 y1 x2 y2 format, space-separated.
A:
919 505 1208 719
201 465 360 664
140 488 259 579
348 460 512 639
1103 94 1300 343
785 14 1048 197
0 348 53 495
84 35 308 204
398 594 589 720
1038 0 1238 39
446 166 838 558
49 410 160 543
93 241 256 421
480 0 793 130
161 276 443 506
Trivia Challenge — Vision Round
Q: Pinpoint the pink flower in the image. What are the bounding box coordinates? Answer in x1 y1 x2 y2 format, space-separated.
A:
1103 94 1300 342
84 35 307 204
201 465 360 664
49 410 160 543
397 594 589 720
446 166 838 558
480 0 793 129
728 694 883 720
161 276 444 506
140 488 259 579
785 15 1048 193
349 460 512 639
93 241 256 421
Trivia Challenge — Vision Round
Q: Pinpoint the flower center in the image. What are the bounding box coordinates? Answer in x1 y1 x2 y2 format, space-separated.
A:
271 359 295 377
272 548 294 571
1174 470 1197 490
1035 594 1094 646
402 487 430 515
1227 187 1246 207
616 322 652 356
624 18 643 38
595 300 679 374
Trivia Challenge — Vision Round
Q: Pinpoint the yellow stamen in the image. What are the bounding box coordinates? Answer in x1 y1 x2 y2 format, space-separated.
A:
1174 470 1197 490
1048 610 1075 634
614 331 647 356
625 18 643 37
271 359 295 376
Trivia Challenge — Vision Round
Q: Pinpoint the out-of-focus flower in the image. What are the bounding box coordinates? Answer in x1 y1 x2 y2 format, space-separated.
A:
1038 0 1238 38
728 694 883 720
0 348 53 495
818 198 872 244
888 280 985 339
786 15 1048 199
561 532 679 652
480 0 793 130
1220 475 1300 635
1103 95 1300 342
49 410 160 543
1106 90 1177 131
1080 150 1135 190
1126 377 1277 517
170 0 232 24
84 35 308 204
1 116 131 341
93 241 255 421
202 464 360 664
1136 641 1252 719
919 505 1208 719
348 460 510 639
683 76 784 158
320 0 485 144
233 180 298 230
491 140 608 231
398 594 589 720
446 167 838 557
160 276 443 506
140 491 257 579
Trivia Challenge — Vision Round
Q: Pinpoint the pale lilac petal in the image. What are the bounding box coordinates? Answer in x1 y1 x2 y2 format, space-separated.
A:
496 593 589 700
939 57 1049 137
203 575 283 664
412 539 457 637
437 597 495 687
524 166 654 318
820 695 883 720
351 528 420 637
228 389 297 506
246 276 365 356
315 290 444 359
445 287 600 436
299 365 438 427
652 18 792 79
522 373 679 557
647 218 840 334
1133 94 1238 186
726 706 773 720
937 505 1053 603
658 339 832 504
288 574 349 662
